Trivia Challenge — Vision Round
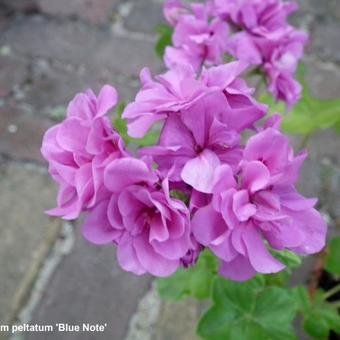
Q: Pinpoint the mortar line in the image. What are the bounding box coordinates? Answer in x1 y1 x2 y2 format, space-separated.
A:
9 221 75 340
125 281 161 340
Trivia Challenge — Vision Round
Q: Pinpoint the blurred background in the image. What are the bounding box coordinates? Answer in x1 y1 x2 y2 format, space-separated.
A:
0 0 339 339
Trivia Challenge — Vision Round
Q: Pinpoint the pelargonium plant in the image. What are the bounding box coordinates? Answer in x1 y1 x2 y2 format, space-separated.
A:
42 0 340 339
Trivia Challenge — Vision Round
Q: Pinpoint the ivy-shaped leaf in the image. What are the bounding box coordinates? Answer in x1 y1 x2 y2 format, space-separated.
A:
198 278 298 340
294 287 340 339
304 307 340 339
157 250 218 300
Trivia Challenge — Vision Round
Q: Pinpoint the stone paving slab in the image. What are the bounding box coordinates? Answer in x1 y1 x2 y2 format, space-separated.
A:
26 227 152 340
0 161 61 326
152 300 200 340
125 281 202 340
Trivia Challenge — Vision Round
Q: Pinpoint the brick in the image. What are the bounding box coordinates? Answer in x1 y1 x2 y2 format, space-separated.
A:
22 59 139 113
0 0 38 13
0 105 53 162
37 0 119 26
294 60 340 219
304 59 340 99
0 55 28 98
124 0 164 34
0 11 10 33
27 229 152 340
296 0 340 19
0 161 61 324
298 130 340 219
0 16 163 78
309 18 340 64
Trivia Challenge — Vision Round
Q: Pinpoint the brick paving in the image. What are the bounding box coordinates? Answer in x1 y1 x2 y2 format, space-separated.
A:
0 0 339 339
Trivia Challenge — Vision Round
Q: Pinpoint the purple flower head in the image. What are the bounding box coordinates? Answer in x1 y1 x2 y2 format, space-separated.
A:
164 0 189 26
192 128 327 281
123 65 208 138
164 1 229 70
83 157 192 277
136 63 267 193
265 66 302 107
225 31 263 65
214 0 307 107
41 85 127 220
140 85 266 193
123 61 265 139
227 29 307 107
263 30 308 106
215 0 298 37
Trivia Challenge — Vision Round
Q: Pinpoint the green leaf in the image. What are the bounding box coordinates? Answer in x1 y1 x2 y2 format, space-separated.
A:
281 94 340 135
293 286 311 311
272 249 302 269
155 24 173 59
293 286 340 339
303 307 340 339
157 250 218 300
113 102 160 147
197 278 298 340
325 237 340 276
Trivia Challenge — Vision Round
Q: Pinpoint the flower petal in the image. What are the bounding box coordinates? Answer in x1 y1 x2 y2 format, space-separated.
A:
82 200 119 244
242 160 270 192
104 158 158 192
133 233 179 277
219 256 257 282
181 149 220 193
96 85 118 117
117 234 146 275
242 223 285 274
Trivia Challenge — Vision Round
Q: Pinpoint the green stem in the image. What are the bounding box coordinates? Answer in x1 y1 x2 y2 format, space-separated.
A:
323 284 340 301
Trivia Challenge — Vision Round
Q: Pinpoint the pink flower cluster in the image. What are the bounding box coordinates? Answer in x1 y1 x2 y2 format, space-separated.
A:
164 1 229 71
41 86 128 220
163 0 308 107
41 0 326 281
192 128 325 280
